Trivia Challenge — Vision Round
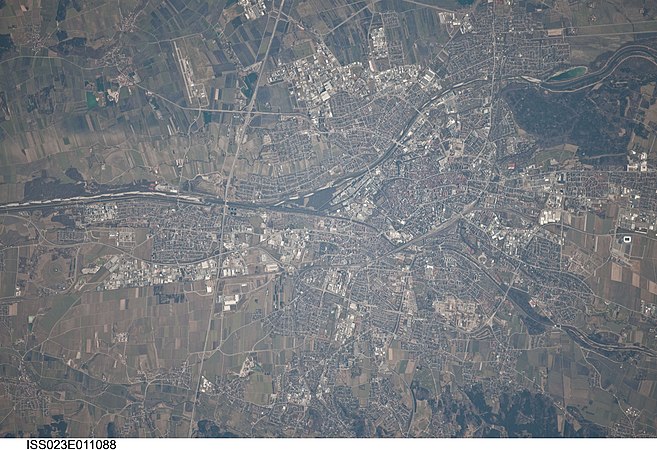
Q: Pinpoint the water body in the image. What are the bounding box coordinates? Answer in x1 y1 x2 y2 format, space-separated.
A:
547 66 587 82
305 186 336 210
241 72 258 101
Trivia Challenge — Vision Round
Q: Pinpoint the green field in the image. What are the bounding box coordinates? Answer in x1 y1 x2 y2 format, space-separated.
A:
37 294 78 333
85 91 98 109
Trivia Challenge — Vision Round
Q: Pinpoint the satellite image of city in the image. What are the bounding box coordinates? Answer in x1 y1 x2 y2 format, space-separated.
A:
1 0 657 440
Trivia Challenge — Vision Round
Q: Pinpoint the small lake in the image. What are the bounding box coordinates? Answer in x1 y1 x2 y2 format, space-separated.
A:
547 66 588 81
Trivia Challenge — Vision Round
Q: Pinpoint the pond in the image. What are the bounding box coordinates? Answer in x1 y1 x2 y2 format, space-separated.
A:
547 66 588 82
